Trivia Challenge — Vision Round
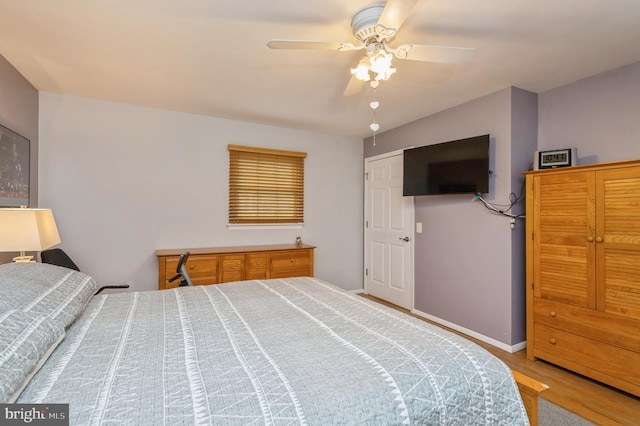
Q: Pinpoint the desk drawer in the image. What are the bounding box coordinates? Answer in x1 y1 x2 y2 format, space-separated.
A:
271 249 312 278
164 255 218 288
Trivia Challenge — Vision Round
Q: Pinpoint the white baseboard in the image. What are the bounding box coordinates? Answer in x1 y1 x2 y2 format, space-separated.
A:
349 289 365 294
411 308 526 354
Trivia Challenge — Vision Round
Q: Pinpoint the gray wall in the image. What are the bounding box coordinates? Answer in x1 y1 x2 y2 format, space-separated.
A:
38 93 364 292
364 87 537 349
539 61 640 163
362 60 640 349
0 54 39 263
510 89 539 343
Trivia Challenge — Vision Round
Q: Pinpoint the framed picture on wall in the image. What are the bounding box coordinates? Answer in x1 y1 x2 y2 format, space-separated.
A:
0 123 30 207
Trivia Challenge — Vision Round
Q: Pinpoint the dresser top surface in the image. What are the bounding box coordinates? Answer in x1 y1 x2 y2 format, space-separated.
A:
156 243 315 257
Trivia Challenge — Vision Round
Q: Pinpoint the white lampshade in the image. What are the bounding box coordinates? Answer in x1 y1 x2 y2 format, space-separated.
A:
0 208 61 262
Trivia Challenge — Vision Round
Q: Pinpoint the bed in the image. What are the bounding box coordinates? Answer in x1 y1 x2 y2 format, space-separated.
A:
1 262 537 425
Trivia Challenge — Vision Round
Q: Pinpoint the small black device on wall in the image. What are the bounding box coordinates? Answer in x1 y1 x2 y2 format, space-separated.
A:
533 148 577 170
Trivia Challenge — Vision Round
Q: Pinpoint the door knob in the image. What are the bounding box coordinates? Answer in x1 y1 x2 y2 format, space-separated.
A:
399 236 410 242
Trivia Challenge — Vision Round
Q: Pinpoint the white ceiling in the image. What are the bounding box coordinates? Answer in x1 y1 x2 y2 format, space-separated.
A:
2 0 640 139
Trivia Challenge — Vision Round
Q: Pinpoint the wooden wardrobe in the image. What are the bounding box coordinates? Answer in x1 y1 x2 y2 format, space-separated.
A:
525 159 640 397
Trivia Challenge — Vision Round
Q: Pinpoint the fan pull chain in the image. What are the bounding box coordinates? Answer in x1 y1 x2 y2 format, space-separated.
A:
370 84 380 146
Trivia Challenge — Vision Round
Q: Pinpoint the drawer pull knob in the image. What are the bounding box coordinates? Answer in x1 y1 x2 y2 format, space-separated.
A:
596 237 604 243
550 338 557 345
587 236 594 242
189 265 195 270
550 311 556 317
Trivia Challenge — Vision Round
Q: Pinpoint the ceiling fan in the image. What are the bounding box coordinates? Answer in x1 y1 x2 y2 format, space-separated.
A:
267 0 476 96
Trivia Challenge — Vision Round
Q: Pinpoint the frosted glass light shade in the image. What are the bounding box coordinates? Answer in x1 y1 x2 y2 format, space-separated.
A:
351 57 371 81
369 50 396 81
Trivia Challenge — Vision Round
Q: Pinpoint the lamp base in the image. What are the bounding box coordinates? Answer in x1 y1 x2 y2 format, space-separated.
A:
13 255 35 263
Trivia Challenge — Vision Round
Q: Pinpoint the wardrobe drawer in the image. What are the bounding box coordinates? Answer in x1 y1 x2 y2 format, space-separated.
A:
534 324 640 393
534 298 640 353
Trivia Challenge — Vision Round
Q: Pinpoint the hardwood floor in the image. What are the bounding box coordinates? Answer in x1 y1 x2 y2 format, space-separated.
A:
360 294 640 426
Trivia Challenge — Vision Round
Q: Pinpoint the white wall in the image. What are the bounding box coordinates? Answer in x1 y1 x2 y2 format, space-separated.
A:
38 93 364 291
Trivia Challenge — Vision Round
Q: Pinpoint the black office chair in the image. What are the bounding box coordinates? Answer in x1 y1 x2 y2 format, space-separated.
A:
40 248 80 271
167 252 193 287
40 248 129 294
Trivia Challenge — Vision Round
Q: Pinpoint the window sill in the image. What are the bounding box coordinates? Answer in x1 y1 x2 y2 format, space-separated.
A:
227 223 304 230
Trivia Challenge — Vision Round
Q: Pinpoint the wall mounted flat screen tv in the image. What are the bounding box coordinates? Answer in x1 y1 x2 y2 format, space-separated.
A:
403 134 490 196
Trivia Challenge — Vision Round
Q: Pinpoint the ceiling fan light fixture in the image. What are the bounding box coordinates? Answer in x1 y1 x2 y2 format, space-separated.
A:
375 66 396 81
369 49 396 81
351 57 372 81
267 0 476 99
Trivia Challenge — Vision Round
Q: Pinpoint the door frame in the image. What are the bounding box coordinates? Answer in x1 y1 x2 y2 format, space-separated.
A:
364 148 415 310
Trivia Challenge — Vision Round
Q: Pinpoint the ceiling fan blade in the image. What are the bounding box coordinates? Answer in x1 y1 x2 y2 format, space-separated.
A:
267 40 356 51
377 0 421 32
395 44 476 64
343 75 365 97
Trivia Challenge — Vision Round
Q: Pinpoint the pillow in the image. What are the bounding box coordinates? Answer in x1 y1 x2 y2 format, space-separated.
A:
0 262 100 329
0 310 65 403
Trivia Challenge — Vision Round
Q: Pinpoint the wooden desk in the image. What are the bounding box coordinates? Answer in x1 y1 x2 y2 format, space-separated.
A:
156 244 315 290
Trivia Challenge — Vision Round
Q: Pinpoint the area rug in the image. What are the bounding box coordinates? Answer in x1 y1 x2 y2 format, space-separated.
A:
539 398 594 426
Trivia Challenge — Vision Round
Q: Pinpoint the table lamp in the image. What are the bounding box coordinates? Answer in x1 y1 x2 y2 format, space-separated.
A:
0 207 61 262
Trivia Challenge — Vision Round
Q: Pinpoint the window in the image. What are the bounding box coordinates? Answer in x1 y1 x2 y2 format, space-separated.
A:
228 145 306 224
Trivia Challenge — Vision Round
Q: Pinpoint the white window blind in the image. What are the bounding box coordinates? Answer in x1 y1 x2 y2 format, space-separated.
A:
228 145 306 224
